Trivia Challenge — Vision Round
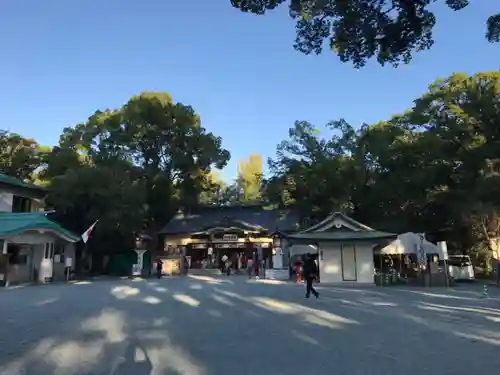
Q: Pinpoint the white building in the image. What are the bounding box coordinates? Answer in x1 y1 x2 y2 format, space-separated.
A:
0 173 79 286
281 212 397 284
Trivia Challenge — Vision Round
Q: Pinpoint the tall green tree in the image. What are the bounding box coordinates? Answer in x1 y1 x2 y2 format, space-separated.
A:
230 0 500 67
0 130 49 181
408 71 500 268
49 91 230 228
199 170 228 205
40 91 231 271
237 154 263 203
121 92 230 216
266 71 500 268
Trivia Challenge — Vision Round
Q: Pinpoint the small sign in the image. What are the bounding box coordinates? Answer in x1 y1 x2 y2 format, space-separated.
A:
207 247 213 255
65 257 73 268
222 234 238 242
215 243 228 248
54 254 61 263
192 243 207 249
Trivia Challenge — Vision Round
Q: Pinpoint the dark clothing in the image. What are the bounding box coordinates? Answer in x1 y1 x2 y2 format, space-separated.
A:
305 276 319 298
156 261 163 279
303 257 319 298
303 258 318 279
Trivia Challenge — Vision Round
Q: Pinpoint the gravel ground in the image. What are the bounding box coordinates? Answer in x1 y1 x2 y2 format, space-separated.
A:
0 275 499 375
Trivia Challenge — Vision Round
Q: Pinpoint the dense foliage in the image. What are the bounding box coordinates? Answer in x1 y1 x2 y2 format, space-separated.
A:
264 71 500 271
1 92 231 267
230 0 500 67
2 72 500 273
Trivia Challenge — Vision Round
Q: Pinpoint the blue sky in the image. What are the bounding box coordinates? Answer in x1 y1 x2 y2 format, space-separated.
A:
1 0 499 182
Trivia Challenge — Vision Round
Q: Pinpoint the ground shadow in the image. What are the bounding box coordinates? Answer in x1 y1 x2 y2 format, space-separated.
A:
2 276 500 375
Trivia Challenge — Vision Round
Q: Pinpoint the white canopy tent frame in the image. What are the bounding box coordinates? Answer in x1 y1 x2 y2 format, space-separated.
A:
376 232 444 259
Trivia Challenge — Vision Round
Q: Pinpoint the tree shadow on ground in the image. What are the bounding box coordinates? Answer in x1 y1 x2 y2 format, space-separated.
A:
1 276 500 375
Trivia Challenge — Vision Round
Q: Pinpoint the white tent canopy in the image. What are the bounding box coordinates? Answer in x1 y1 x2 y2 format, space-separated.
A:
377 232 444 258
288 244 318 257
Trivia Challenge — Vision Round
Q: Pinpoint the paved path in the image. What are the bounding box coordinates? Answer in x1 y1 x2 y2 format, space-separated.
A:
1 276 499 375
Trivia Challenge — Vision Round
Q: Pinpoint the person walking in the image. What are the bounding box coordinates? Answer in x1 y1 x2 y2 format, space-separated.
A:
225 257 232 276
221 254 228 274
254 254 260 279
303 254 319 299
156 259 163 279
247 257 254 278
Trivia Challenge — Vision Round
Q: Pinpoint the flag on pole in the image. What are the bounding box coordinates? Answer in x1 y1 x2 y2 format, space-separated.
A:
81 220 98 243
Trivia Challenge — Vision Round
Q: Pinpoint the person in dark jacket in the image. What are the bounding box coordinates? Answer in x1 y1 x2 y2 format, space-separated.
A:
156 259 163 279
303 254 319 299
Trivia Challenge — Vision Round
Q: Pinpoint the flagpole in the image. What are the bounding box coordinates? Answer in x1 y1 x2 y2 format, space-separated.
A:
81 220 98 275
83 239 88 275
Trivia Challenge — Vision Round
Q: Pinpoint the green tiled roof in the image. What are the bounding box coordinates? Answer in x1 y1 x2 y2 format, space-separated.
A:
0 173 47 192
0 212 80 242
282 230 397 243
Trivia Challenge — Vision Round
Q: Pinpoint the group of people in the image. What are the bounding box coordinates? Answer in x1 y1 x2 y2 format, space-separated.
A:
154 251 320 300
220 252 264 278
220 254 263 278
245 256 263 279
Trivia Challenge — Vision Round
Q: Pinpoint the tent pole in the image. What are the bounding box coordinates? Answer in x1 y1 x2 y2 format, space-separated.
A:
380 253 383 286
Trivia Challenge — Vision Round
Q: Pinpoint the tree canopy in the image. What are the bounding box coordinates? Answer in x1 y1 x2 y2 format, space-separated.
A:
0 92 230 271
237 154 263 203
263 70 500 271
2 71 500 274
230 0 500 67
0 130 49 181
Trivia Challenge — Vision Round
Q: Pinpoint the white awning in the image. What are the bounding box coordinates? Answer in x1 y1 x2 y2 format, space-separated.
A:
377 232 444 258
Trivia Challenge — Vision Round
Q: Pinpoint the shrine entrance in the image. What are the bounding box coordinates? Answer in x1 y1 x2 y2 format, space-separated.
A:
159 205 300 272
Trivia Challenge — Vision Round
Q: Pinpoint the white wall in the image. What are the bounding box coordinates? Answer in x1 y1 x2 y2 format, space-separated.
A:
32 244 47 282
318 242 375 284
0 192 13 212
53 243 75 281
7 242 75 283
289 244 318 257
5 245 42 284
284 242 319 268
355 243 375 283
318 243 342 283
5 232 76 284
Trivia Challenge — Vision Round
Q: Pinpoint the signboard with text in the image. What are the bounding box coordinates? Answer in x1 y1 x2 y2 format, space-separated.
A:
222 234 238 242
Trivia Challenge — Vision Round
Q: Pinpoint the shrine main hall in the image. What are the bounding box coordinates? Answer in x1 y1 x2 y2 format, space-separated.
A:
158 204 298 269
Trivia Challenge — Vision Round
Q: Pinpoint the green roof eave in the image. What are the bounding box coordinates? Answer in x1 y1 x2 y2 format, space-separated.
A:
0 173 47 193
0 212 80 242
281 230 397 243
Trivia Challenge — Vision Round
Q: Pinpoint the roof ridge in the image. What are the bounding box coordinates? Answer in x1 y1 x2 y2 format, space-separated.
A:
0 173 47 191
0 212 79 242
0 212 46 216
